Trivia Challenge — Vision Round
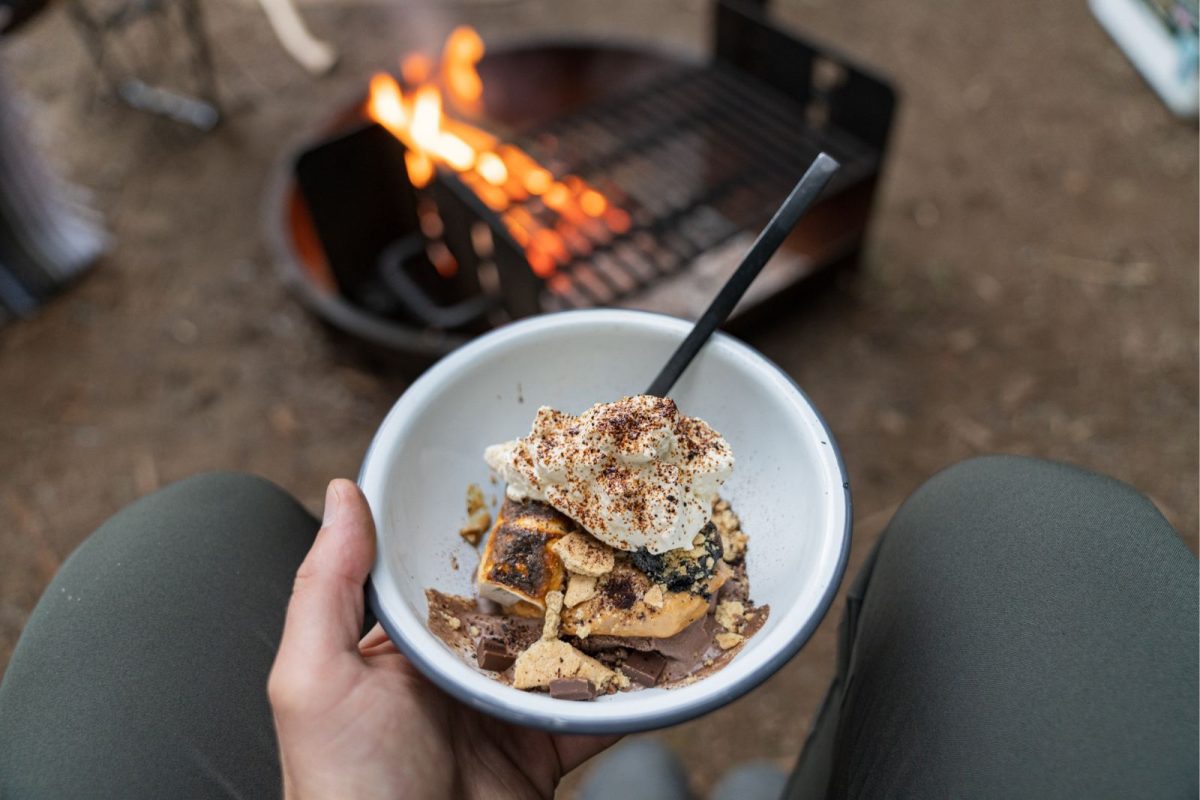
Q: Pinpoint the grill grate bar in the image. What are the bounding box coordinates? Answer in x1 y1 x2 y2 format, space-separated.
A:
495 63 877 311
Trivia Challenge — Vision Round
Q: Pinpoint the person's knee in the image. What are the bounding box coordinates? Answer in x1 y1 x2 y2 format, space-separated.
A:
926 454 1136 499
922 455 1164 527
156 471 295 508
134 471 310 530
66 471 317 574
887 454 1177 568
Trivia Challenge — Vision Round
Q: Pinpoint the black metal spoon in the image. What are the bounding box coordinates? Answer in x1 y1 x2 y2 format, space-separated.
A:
644 152 840 397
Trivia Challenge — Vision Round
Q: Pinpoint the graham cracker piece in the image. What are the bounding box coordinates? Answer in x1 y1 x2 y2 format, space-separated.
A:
551 531 615 576
564 573 599 608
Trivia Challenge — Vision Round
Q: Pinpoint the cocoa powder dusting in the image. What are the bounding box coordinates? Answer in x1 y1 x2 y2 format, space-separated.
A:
485 396 733 553
602 574 638 610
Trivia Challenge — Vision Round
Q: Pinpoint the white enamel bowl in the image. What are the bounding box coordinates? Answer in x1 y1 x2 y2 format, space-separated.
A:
360 309 850 734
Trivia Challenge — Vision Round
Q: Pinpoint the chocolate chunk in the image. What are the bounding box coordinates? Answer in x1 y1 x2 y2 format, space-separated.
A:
476 637 516 672
549 678 597 701
662 616 722 682
621 650 667 687
465 613 541 653
652 615 718 663
575 634 654 654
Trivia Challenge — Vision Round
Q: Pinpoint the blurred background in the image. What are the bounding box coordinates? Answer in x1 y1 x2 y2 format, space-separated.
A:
0 0 1196 794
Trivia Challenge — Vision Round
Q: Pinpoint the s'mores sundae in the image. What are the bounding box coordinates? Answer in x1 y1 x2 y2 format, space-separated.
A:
425 395 768 700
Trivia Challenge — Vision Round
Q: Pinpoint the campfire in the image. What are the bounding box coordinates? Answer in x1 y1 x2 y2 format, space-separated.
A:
269 1 898 366
365 27 627 283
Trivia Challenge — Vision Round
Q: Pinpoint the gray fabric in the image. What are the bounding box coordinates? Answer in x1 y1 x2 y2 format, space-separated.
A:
785 455 1199 800
577 739 693 800
0 472 317 800
785 540 879 799
709 762 788 800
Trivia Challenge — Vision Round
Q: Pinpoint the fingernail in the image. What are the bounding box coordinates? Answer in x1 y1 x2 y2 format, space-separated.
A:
323 481 342 526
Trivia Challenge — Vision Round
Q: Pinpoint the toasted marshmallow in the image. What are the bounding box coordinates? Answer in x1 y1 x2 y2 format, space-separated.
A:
476 498 572 608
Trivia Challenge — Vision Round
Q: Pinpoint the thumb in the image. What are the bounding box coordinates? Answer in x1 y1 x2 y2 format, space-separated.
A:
276 479 377 669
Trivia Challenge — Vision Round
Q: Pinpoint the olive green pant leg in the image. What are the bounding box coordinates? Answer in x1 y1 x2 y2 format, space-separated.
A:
786 456 1198 799
0 472 319 799
3 460 1195 799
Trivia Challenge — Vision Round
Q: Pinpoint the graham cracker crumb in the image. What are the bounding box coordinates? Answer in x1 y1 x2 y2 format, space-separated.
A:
467 483 487 513
643 584 665 609
576 624 591 639
468 625 481 638
441 612 462 630
564 573 599 608
715 632 744 650
551 531 615 576
542 590 564 640
715 600 745 632
459 485 492 546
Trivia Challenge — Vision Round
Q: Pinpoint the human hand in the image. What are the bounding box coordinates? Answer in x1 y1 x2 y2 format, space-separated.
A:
268 479 618 800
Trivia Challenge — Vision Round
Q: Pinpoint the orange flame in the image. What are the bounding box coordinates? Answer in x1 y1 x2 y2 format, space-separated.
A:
476 152 508 186
523 168 553 196
401 53 431 86
579 189 607 217
542 183 572 212
364 25 623 278
405 150 434 188
367 73 407 134
443 26 484 112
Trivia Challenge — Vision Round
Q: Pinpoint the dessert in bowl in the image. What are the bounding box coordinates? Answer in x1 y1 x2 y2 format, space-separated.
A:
426 394 767 702
359 309 850 733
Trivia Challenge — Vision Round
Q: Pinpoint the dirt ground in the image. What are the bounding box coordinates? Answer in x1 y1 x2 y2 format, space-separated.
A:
1 0 1196 794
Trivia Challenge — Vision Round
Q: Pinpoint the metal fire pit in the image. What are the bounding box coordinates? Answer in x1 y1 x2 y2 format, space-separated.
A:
264 0 897 369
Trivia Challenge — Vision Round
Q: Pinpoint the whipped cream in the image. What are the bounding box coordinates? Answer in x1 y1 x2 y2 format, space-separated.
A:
484 395 733 554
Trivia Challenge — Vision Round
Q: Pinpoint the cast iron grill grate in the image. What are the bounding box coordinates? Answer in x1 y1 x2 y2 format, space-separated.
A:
498 62 879 311
278 0 898 363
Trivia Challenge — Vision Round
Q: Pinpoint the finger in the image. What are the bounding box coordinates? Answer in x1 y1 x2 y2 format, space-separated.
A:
358 622 391 651
360 639 401 660
277 479 377 669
